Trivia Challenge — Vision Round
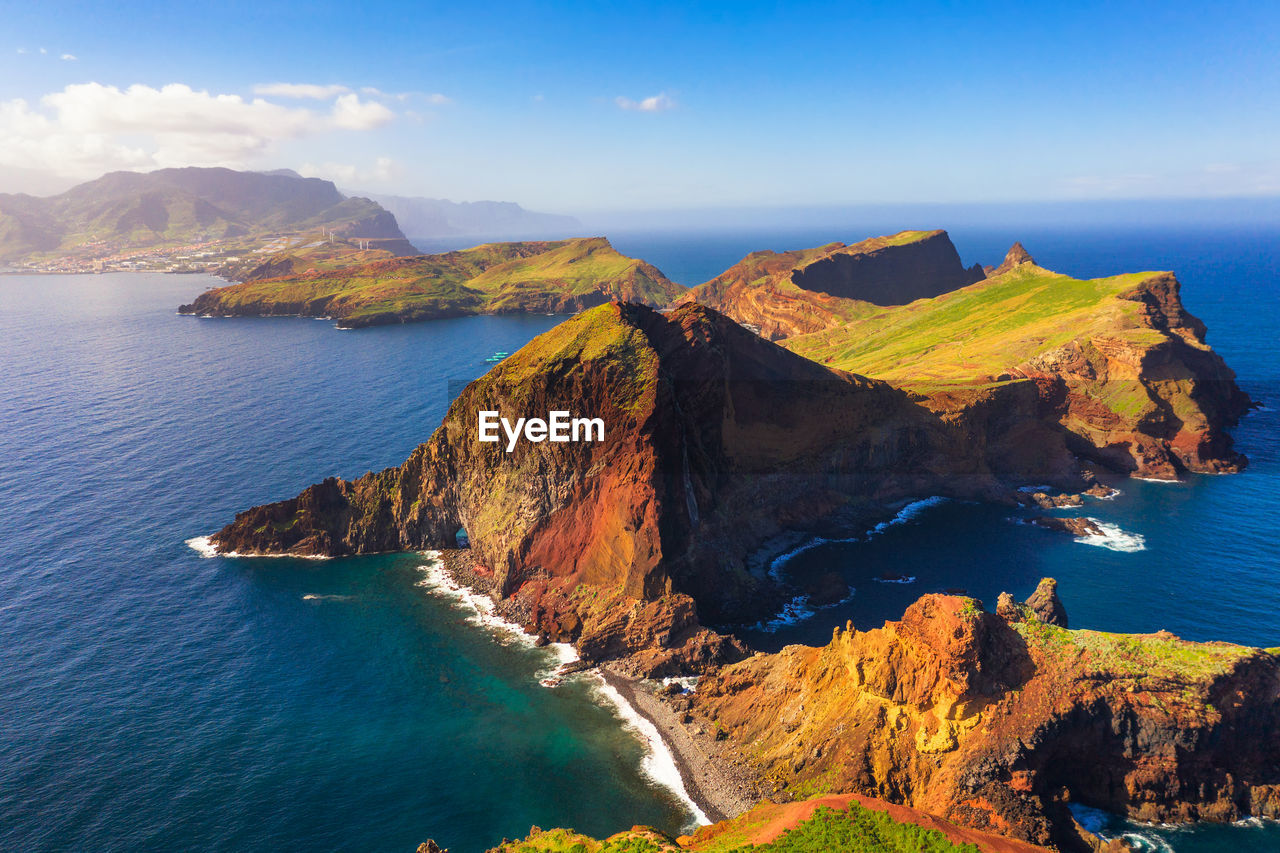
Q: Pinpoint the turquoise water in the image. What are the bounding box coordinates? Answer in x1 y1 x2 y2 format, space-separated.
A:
0 276 691 852
2 225 1278 851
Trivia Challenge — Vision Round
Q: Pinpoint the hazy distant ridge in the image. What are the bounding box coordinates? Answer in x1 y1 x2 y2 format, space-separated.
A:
361 192 580 239
0 167 415 263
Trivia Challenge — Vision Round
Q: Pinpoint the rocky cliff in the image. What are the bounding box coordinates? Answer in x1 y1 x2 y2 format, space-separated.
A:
691 585 1280 850
786 243 1252 479
208 301 1010 634
683 230 985 340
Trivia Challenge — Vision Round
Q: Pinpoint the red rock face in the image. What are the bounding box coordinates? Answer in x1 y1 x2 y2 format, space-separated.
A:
1008 272 1251 478
789 230 986 305
210 302 1002 626
683 230 985 341
692 590 1280 849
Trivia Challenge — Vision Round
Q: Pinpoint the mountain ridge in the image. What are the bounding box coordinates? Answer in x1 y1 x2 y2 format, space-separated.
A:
0 167 418 269
358 191 580 239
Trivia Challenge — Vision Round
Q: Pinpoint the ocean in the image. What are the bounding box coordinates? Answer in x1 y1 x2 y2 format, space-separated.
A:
2 224 1277 852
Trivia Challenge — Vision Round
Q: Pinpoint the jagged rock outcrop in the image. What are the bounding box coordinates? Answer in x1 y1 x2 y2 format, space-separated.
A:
1030 516 1103 537
1006 270 1251 478
691 589 1280 851
208 301 1007 633
992 242 1035 275
682 230 984 340
1023 578 1068 627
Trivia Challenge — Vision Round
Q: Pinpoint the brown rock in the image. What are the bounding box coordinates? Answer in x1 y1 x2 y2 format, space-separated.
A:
996 591 1022 622
1030 516 1103 537
1024 578 1067 627
680 230 984 341
693 589 1280 850
992 242 1036 275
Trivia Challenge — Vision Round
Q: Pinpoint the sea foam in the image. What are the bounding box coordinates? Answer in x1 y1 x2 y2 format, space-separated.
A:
870 496 950 534
414 554 708 827
413 552 579 683
1074 520 1147 553
185 535 334 560
592 677 711 828
754 588 856 633
185 536 218 558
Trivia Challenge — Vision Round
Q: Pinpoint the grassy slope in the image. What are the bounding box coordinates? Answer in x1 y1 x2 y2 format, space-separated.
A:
197 237 684 322
489 801 989 853
1013 617 1256 683
683 231 945 339
471 238 679 309
785 264 1166 386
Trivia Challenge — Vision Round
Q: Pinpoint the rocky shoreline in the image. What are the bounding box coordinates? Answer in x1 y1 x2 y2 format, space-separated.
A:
597 667 762 825
430 548 761 826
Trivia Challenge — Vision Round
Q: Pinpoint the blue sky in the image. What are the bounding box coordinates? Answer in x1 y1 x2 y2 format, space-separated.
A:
1 0 1277 213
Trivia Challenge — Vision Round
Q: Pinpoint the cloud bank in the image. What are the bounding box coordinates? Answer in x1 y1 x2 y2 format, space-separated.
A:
0 82 398 180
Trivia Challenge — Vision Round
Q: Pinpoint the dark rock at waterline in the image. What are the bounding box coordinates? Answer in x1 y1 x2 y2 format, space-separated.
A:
1022 490 1084 509
805 572 851 607
1030 516 1102 537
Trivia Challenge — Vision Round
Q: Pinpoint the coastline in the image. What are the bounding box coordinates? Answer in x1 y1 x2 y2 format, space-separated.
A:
427 548 762 830
597 667 762 826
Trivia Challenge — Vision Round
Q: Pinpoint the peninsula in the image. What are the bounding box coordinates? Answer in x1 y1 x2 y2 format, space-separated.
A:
179 237 684 327
198 231 1262 851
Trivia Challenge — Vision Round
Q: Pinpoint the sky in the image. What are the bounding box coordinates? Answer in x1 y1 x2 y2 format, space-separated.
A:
1 0 1278 215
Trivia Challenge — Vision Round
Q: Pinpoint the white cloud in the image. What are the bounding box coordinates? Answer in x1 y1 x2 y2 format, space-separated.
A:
61 53 76 61
615 92 675 112
0 82 397 179
253 82 350 99
330 93 395 130
299 156 398 186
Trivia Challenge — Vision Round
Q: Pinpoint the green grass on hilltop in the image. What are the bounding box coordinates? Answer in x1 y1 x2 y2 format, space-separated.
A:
488 803 983 853
1015 619 1255 682
196 237 684 323
786 264 1169 386
731 804 980 853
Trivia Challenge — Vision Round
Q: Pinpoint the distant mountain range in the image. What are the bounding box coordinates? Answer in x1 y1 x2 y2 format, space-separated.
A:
0 167 418 269
358 192 580 240
0 166 582 273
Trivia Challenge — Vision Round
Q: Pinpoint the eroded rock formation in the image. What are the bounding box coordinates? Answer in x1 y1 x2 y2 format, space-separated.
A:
691 588 1280 850
682 230 984 340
